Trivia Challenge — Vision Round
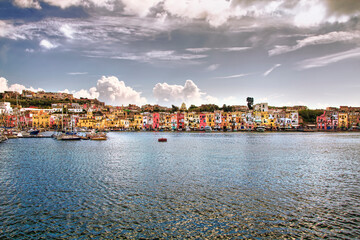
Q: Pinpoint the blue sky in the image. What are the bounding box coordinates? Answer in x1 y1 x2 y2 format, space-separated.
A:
0 0 360 108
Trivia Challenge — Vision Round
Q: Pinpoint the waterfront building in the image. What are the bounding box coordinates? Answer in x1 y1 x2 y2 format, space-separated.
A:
177 112 185 130
32 111 50 128
78 112 96 129
132 114 143 130
254 103 268 112
339 112 349 129
153 113 160 129
206 113 215 128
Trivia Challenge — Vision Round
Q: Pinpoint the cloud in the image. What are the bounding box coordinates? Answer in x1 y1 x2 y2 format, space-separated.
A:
13 0 41 9
25 48 35 53
67 72 88 75
39 39 58 49
112 50 207 64
269 31 360 56
94 76 146 105
186 47 251 53
206 64 220 71
263 64 281 76
215 73 251 79
153 79 216 105
73 87 99 99
0 77 44 93
297 47 360 70
324 0 360 16
8 0 360 29
121 0 162 17
60 24 75 39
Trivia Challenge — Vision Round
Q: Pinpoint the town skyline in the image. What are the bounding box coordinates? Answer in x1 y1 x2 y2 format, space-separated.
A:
1 0 360 108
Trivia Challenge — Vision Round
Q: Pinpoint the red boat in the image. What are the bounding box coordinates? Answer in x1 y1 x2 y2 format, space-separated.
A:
158 138 167 142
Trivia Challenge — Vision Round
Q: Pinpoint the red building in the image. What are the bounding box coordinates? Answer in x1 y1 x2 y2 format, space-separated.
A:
177 113 184 130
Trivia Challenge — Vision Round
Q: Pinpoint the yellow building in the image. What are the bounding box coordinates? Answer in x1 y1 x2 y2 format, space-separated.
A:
131 114 143 130
94 115 106 130
32 111 50 128
206 113 215 127
339 112 349 128
77 111 96 129
120 119 130 129
193 113 200 130
164 114 171 130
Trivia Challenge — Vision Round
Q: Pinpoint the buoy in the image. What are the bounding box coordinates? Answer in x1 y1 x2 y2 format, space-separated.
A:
158 138 167 142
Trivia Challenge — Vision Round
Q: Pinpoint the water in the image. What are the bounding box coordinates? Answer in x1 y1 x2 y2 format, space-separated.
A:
0 132 359 239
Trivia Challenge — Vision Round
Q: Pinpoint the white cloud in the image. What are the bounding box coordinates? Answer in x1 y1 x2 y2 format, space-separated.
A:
0 20 26 40
121 0 162 17
73 87 99 99
269 31 360 56
113 50 207 64
39 39 57 49
13 0 41 9
153 79 216 105
206 64 220 71
60 76 146 105
186 48 213 53
186 47 250 53
25 48 35 53
95 76 146 105
263 64 281 76
0 77 44 93
293 0 327 27
297 47 360 70
42 0 82 9
215 73 251 79
60 24 75 39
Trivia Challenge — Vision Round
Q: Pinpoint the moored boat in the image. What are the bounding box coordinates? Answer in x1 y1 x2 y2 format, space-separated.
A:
256 126 266 132
60 134 81 140
88 132 107 141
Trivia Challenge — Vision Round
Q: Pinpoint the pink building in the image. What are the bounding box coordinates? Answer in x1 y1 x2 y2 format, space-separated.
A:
199 113 206 130
171 114 177 130
317 111 337 130
152 113 160 129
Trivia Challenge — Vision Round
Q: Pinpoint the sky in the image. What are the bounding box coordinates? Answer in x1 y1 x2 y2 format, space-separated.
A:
0 0 360 108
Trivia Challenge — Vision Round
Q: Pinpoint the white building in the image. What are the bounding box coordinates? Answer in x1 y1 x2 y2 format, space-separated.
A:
254 103 268 112
0 102 13 114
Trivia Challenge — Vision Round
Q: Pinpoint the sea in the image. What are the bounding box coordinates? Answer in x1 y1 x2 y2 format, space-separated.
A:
0 132 359 239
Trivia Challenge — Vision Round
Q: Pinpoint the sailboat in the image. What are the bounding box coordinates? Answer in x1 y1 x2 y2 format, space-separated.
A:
57 108 81 140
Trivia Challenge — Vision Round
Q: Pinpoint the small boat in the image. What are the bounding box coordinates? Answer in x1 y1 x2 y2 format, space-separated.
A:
204 126 212 132
256 126 266 132
158 138 167 142
60 134 81 140
90 135 107 140
89 132 107 141
29 130 40 135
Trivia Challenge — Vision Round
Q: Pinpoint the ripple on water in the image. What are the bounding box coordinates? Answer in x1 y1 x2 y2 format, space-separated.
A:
0 132 359 238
